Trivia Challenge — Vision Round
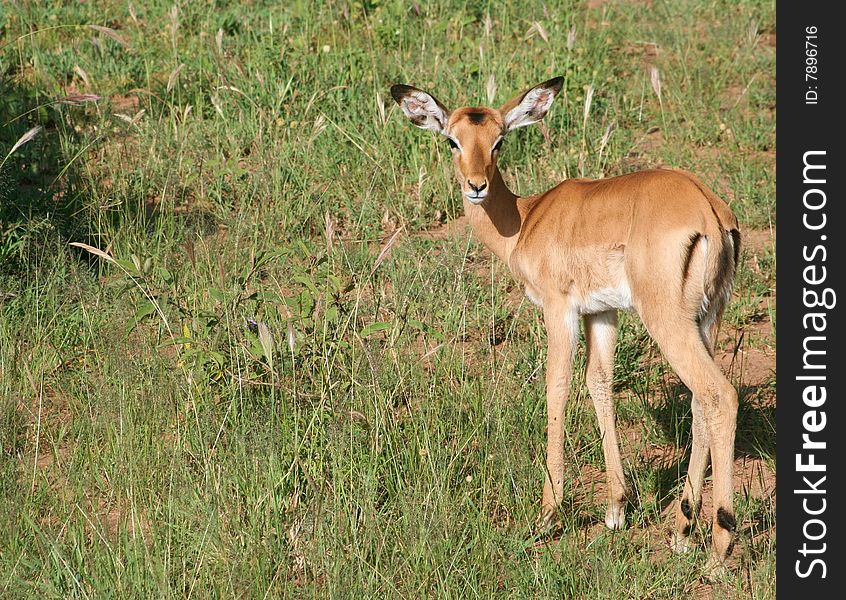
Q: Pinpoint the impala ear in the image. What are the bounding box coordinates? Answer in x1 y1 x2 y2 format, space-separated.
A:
390 84 450 135
500 77 564 133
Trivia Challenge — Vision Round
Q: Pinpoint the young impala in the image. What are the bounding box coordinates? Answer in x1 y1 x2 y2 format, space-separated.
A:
391 77 741 567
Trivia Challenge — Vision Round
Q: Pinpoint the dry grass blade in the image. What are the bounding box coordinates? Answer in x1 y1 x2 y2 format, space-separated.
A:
22 363 43 494
583 84 595 129
309 114 327 145
287 321 296 354
325 116 379 166
216 28 224 55
422 343 444 360
210 94 224 118
524 21 549 42
325 211 335 254
88 25 129 48
5 126 42 157
369 227 404 276
649 65 662 102
69 242 116 264
169 5 180 49
216 85 255 107
375 91 386 125
114 109 146 126
167 64 185 93
57 94 101 105
341 408 368 425
74 65 91 87
567 25 577 50
483 14 493 37
416 166 427 201
747 19 760 47
257 322 275 371
535 21 549 43
486 74 497 105
598 122 615 157
1 125 43 171
539 121 551 144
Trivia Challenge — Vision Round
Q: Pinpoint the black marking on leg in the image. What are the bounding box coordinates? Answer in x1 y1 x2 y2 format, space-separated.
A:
717 507 736 532
680 498 693 520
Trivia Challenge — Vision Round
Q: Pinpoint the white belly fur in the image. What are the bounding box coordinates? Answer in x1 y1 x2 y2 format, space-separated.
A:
523 279 634 314
577 280 633 314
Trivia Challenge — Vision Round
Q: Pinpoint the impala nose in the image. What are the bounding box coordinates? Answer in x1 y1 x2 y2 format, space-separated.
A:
467 179 487 193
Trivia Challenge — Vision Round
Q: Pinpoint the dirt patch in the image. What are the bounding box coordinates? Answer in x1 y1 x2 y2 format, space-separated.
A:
636 127 664 153
720 227 775 390
620 127 666 171
759 32 776 49
742 228 774 258
110 93 141 114
618 40 661 69
721 84 751 112
718 319 775 392
100 498 152 540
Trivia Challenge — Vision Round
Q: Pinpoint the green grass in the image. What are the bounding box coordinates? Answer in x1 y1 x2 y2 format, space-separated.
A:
1 0 775 597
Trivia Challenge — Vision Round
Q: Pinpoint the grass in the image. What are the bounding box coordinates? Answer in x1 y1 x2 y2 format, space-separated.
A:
1 0 775 597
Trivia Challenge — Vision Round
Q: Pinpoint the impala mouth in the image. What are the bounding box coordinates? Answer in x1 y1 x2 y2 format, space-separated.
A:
464 191 488 204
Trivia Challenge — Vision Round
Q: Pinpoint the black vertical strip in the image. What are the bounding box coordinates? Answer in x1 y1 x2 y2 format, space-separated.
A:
777 3 845 595
680 233 701 287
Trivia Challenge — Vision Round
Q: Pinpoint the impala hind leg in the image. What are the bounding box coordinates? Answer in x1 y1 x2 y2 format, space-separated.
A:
672 314 723 553
644 316 738 566
672 396 710 552
584 311 627 529
537 300 578 529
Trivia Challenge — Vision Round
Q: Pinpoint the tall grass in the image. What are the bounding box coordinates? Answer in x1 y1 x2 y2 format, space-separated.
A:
1 1 775 597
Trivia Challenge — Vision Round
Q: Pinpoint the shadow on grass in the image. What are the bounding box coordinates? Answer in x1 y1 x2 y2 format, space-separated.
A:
629 379 775 538
649 381 776 461
0 69 96 279
522 508 609 549
1 68 219 283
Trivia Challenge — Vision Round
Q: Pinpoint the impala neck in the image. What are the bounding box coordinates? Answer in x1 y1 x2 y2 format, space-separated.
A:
462 167 523 264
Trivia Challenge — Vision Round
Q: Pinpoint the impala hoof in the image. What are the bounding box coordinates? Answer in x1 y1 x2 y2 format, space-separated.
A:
604 504 626 530
704 555 730 581
536 506 555 531
670 532 691 554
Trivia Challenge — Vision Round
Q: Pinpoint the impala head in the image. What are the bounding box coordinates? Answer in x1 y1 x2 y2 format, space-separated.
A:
391 77 564 204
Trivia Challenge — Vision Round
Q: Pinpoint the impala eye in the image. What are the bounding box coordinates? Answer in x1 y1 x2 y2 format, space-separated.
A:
492 138 504 153
446 138 459 151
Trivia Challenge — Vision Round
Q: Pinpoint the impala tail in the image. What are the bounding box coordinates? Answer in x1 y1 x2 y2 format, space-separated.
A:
679 171 741 354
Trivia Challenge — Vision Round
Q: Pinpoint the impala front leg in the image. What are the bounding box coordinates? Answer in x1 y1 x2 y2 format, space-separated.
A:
538 299 578 529
584 311 627 530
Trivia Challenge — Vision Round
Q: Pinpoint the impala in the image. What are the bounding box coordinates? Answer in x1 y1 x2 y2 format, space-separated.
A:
391 77 741 567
